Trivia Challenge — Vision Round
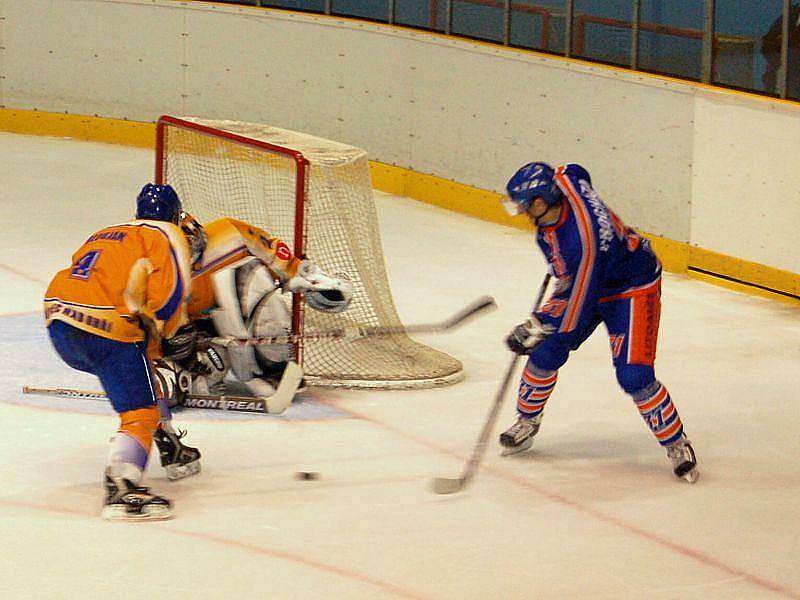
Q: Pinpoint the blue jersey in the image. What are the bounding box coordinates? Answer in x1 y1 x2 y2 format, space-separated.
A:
535 164 661 339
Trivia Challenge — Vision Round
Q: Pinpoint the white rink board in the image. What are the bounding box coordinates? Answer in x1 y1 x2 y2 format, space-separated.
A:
691 92 800 273
1 0 186 117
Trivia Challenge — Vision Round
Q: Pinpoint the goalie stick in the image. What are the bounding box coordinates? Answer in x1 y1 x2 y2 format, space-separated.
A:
431 274 551 495
22 361 304 415
210 295 496 347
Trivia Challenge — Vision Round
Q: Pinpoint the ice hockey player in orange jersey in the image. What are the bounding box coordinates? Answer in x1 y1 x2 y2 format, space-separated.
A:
44 184 202 521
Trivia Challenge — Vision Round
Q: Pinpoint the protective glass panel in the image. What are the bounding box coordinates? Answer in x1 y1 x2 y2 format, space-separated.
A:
451 0 505 43
331 0 390 22
394 0 445 32
637 0 704 80
257 0 327 10
783 5 800 99
572 0 633 67
510 0 566 53
713 0 780 93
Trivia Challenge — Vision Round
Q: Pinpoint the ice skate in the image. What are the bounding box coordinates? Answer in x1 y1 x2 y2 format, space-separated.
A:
102 473 172 521
666 435 699 483
499 414 542 456
153 426 201 481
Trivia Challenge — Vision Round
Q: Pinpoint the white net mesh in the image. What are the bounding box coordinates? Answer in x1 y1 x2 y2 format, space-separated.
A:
158 116 463 388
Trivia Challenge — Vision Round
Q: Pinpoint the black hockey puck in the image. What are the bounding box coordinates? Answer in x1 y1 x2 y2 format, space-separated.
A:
295 471 319 481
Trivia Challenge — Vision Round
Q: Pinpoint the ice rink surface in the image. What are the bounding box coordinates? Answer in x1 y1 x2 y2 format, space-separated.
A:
1 132 799 599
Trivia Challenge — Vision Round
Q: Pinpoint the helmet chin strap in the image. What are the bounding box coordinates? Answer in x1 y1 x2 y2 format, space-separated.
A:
529 202 550 226
532 200 563 227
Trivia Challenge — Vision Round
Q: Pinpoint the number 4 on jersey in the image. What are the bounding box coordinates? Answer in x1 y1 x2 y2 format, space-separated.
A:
70 250 102 280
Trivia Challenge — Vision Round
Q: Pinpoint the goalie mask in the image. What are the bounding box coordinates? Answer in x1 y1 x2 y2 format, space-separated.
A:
179 211 207 266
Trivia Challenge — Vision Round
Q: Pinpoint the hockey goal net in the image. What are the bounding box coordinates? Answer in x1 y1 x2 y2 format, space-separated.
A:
155 115 463 389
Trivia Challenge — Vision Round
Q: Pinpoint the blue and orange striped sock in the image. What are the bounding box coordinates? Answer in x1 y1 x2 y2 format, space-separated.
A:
633 381 684 446
517 364 558 418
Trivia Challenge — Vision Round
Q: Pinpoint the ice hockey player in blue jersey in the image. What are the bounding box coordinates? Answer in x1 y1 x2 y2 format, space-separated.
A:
499 162 698 483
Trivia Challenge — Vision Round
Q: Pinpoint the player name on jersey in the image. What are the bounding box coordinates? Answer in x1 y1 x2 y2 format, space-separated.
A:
44 302 114 334
85 231 128 243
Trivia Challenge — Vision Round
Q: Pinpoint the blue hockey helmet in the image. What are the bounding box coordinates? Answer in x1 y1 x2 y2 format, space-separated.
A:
502 162 563 216
136 184 182 223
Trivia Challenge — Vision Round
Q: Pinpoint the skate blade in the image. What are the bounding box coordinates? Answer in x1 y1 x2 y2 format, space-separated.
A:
680 467 699 484
165 460 201 481
500 438 533 457
101 505 173 522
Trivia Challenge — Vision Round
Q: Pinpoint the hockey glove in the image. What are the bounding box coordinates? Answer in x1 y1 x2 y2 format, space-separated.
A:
506 314 554 355
162 325 198 361
153 359 192 408
286 260 354 313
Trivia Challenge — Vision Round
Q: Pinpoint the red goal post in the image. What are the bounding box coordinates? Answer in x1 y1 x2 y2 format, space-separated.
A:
155 115 464 389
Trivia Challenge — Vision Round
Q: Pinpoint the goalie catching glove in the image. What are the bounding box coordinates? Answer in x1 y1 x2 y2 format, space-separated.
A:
506 314 554 355
286 260 354 314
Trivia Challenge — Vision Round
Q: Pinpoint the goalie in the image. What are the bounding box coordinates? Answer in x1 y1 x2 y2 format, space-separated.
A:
155 213 353 409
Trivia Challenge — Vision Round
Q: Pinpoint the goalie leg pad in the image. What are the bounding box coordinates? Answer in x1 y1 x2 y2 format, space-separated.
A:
250 293 293 365
211 260 294 389
211 267 262 383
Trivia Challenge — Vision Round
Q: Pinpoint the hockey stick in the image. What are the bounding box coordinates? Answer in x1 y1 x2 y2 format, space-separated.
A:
210 295 496 347
431 274 551 495
22 361 304 415
22 385 275 414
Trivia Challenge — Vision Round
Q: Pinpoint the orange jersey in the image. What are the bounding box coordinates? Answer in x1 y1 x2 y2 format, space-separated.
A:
188 218 302 318
45 220 193 343
187 272 215 320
